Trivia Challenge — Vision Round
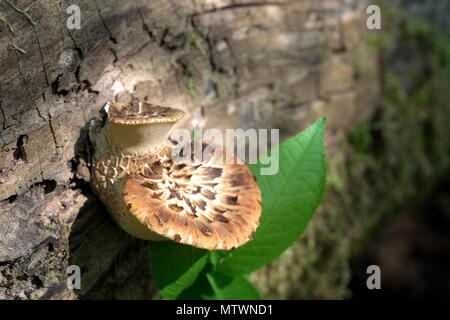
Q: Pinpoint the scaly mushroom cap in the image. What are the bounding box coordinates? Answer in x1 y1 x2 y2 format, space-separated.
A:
107 101 184 125
122 142 262 250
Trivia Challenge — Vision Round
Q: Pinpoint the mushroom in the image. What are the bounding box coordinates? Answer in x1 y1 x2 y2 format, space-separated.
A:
89 100 262 250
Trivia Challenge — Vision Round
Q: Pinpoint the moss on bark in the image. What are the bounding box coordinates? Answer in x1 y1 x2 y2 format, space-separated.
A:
252 5 450 299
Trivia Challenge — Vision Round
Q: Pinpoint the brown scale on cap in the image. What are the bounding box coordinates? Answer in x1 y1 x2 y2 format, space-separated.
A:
123 141 262 250
90 100 262 250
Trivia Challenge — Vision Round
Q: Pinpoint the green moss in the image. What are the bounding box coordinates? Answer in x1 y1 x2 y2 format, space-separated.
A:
0 239 12 251
41 225 57 232
344 10 450 252
62 250 70 262
185 76 198 97
347 123 373 154
253 4 450 299
182 28 206 56
345 4 450 272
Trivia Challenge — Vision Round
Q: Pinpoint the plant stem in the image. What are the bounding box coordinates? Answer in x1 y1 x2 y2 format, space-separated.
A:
0 12 15 33
4 0 36 26
10 43 26 54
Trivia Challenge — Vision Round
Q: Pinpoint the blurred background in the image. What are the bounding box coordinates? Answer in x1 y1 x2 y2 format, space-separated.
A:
252 0 450 299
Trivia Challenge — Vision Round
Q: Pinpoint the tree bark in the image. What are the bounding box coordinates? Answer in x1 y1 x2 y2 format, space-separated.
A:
0 0 374 299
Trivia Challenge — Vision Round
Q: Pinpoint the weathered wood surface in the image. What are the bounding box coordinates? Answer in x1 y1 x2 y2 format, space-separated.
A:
0 0 374 299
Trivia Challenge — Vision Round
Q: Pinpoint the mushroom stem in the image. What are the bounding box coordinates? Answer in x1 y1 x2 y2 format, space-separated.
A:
104 121 177 155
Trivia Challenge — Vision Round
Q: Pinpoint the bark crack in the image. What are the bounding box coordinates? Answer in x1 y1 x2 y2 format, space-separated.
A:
0 83 6 131
35 106 45 121
0 103 6 131
109 48 118 64
32 25 50 86
94 0 118 44
137 9 156 42
113 41 151 63
10 40 41 120
47 115 59 152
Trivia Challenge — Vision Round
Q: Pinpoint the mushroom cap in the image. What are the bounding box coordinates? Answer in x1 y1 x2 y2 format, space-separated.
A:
107 101 185 125
122 142 262 250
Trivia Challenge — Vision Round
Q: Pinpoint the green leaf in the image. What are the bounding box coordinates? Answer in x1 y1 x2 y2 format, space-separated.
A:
206 272 261 300
149 242 209 300
210 250 228 268
177 271 217 300
179 270 260 300
217 118 327 276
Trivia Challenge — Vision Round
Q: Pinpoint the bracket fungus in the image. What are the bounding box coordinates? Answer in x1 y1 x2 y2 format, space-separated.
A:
89 100 262 250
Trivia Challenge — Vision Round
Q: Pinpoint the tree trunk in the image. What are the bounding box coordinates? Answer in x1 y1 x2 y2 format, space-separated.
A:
0 0 375 299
